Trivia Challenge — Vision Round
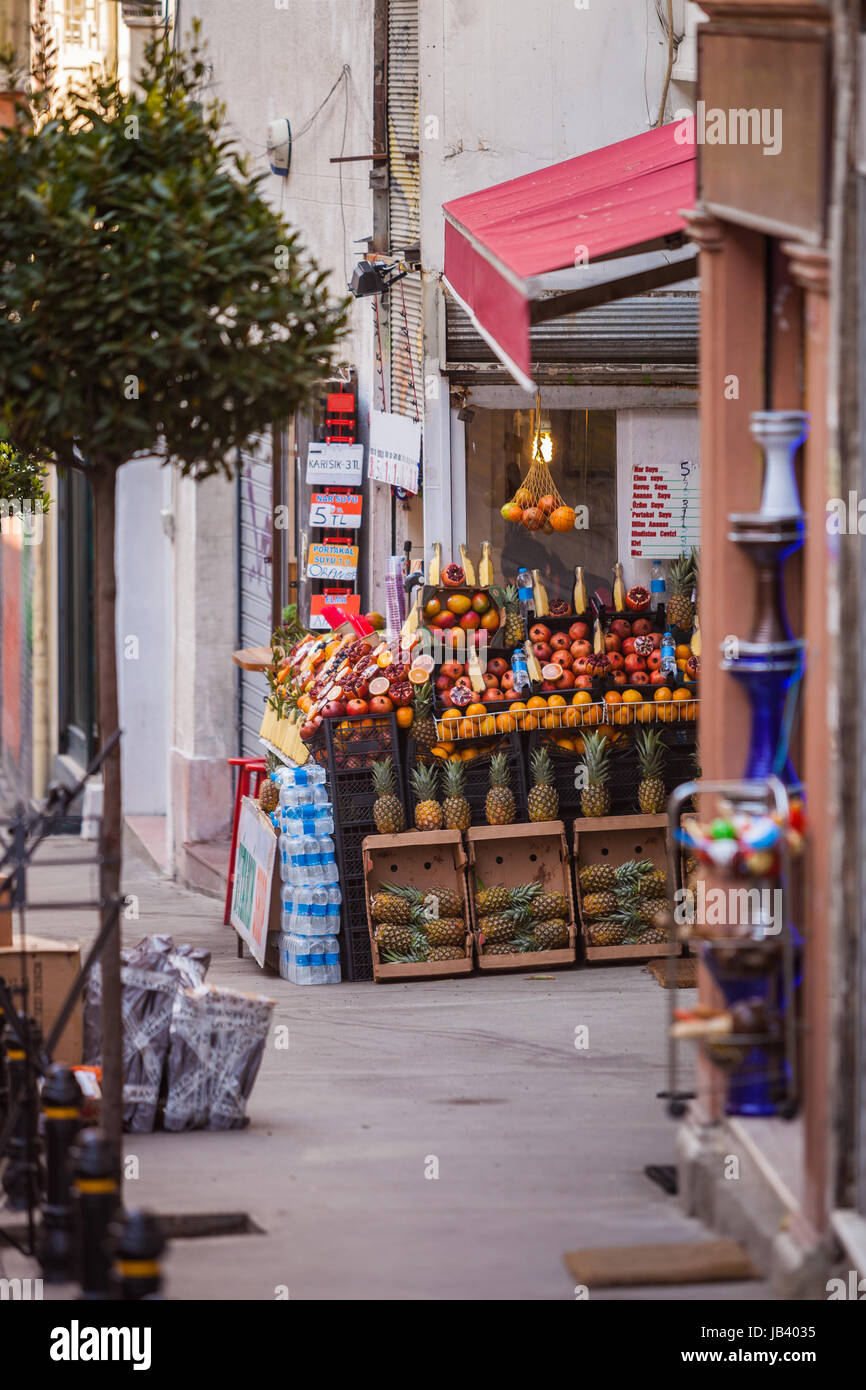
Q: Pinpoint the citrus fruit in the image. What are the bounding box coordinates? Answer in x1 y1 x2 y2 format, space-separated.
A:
368 676 390 696
653 686 672 701
396 707 413 728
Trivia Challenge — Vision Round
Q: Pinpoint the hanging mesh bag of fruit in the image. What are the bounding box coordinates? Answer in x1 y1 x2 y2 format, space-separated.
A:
501 395 576 534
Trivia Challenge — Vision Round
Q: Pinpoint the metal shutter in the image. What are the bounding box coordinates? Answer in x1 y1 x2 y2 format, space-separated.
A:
445 293 699 379
387 0 421 417
237 439 272 756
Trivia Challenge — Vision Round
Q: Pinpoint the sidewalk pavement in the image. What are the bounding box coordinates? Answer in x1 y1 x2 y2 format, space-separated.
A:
0 831 770 1301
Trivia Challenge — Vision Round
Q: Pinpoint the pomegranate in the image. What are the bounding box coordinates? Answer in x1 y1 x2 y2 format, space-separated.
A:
633 635 654 657
624 653 645 674
529 623 551 644
569 621 589 641
549 598 571 617
532 642 552 663
603 634 621 653
571 639 592 659
686 655 700 679
609 618 632 639
625 585 651 612
481 687 500 704
441 660 464 681
435 674 450 693
606 651 624 671
550 633 571 652
450 685 473 707
500 671 515 690
441 563 465 588
321 700 347 718
522 507 544 531
646 651 662 672
586 653 611 676
557 651 574 669
650 671 669 686
621 638 636 656
556 669 575 689
632 618 652 636
574 674 592 689
345 698 369 716
630 671 650 687
487 657 508 678
369 695 394 714
612 670 628 685
483 674 501 689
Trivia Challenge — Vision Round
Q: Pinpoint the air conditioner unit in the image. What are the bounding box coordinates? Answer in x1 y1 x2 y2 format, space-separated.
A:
118 2 165 27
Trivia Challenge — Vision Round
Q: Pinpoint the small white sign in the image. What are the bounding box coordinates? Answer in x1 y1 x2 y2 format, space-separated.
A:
368 410 421 494
306 442 364 485
630 458 701 559
308 492 363 529
306 541 359 581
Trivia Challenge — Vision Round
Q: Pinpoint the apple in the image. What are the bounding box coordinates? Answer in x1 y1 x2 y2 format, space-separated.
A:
632 617 652 636
529 623 551 644
533 642 552 663
604 633 621 653
609 618 632 639
569 621 589 641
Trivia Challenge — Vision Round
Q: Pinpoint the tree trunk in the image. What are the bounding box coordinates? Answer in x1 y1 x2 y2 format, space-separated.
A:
90 465 123 1176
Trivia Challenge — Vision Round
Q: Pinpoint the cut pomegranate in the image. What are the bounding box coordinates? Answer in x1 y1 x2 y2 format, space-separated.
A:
441 563 466 587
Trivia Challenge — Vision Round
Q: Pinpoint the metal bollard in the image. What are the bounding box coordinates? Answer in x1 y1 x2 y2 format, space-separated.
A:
1 1017 44 1211
39 1064 83 1282
112 1209 166 1300
72 1127 119 1300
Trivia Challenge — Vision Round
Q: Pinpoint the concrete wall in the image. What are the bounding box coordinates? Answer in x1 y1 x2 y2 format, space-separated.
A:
115 457 171 816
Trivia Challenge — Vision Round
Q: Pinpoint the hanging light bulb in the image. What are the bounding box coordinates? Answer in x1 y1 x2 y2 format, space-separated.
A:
538 412 554 463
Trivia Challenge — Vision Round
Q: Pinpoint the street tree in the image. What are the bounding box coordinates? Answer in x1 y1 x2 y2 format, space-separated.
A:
0 25 347 1153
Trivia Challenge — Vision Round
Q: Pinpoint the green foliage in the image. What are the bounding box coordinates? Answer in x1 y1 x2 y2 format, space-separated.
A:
0 23 348 475
0 440 51 510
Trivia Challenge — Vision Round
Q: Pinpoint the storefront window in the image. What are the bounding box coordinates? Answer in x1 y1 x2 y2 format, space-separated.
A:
463 408 617 603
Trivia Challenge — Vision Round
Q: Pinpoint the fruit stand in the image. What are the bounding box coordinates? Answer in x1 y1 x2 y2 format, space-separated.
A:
254 538 699 982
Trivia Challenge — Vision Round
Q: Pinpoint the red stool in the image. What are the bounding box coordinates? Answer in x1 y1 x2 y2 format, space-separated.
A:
224 757 268 925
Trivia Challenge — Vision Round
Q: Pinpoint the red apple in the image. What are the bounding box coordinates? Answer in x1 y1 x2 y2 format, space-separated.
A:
569 621 589 641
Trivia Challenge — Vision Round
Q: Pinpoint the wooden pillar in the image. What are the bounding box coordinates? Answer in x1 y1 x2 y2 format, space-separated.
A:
783 242 833 1235
684 211 767 1120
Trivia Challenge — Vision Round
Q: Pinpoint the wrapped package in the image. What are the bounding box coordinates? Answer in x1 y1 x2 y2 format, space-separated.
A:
164 985 275 1132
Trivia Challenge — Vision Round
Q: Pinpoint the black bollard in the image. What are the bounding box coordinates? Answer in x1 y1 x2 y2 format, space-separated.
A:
72 1127 119 1300
112 1209 166 1300
39 1064 83 1282
1 1017 44 1212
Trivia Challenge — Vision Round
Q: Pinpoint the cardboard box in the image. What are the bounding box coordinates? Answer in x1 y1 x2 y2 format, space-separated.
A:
0 934 83 1063
0 876 11 949
362 830 474 982
572 813 680 963
466 821 577 971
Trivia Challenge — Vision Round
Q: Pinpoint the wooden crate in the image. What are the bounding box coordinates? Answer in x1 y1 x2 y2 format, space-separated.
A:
362 831 474 982
466 821 577 971
572 813 681 963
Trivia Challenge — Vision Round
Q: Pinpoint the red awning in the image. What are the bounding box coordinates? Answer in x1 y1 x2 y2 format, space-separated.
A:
442 118 696 391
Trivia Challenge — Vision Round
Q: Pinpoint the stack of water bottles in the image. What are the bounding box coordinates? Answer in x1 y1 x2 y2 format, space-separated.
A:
272 764 342 985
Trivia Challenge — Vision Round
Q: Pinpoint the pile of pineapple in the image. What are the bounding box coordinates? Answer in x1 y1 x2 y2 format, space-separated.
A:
371 884 468 963
579 858 670 947
474 882 571 956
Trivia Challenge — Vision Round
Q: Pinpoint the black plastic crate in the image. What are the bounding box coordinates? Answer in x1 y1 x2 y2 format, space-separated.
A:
338 873 374 982
404 733 527 826
346 927 374 982
324 712 402 772
528 729 637 822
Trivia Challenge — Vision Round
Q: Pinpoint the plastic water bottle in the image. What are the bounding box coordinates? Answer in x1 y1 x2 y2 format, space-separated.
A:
326 884 342 929
317 835 337 884
299 834 320 883
279 831 293 883
323 935 341 984
651 560 666 603
280 882 295 934
288 933 312 985
660 630 677 677
516 567 533 632
511 651 531 697
308 937 327 985
294 886 313 935
309 885 329 932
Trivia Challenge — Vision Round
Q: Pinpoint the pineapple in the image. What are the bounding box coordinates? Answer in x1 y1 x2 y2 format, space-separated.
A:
503 585 525 647
578 863 615 893
426 918 466 947
258 777 280 816
639 897 670 927
375 922 415 954
485 752 516 825
532 918 569 950
410 681 438 752
641 867 669 898
637 925 668 945
410 763 443 831
478 910 528 943
582 890 618 918
635 728 666 814
579 732 611 818
614 858 653 898
666 549 697 631
371 891 415 924
532 889 569 920
441 759 471 831
381 929 429 964
372 757 406 834
483 941 521 956
588 920 628 946
426 944 466 962
387 882 463 918
527 747 559 822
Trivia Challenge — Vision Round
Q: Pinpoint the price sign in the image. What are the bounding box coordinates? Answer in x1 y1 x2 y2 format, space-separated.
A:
309 591 361 630
307 541 359 581
308 492 363 529
306 442 364 486
368 410 421 494
629 459 701 559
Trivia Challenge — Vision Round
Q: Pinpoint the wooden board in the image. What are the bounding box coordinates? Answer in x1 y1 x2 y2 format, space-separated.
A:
467 821 577 972
564 1239 758 1288
573 815 682 964
232 645 272 671
362 831 474 982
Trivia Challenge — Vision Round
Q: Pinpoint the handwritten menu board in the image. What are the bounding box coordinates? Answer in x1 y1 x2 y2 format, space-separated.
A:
629 459 700 559
308 492 362 529
306 541 359 581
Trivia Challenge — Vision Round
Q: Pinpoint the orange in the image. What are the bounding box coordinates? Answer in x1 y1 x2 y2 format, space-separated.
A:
583 702 602 726
527 695 547 710
495 711 516 734
438 739 455 753
622 688 641 703
636 701 655 724
376 649 394 669
613 704 632 726
672 687 689 702
510 701 527 713
686 700 698 720
297 694 313 714
547 693 566 708
603 690 622 705
562 706 580 730
572 690 592 706
657 702 676 722
478 715 496 738
457 717 474 740
675 645 691 661
466 702 486 717
653 685 672 702
676 657 688 671
409 666 431 685
441 708 461 725
523 711 541 731
396 706 413 729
